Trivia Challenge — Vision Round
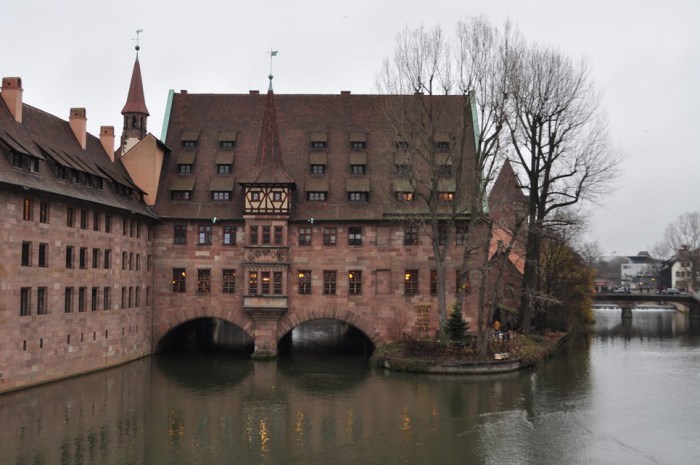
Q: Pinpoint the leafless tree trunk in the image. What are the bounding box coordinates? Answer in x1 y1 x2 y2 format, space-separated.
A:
658 212 700 290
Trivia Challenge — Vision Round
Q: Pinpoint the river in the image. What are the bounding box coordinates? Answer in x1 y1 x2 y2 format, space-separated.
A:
1 308 699 465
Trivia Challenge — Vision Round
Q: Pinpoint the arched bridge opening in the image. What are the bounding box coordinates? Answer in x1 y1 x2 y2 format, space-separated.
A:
278 319 375 357
156 317 254 355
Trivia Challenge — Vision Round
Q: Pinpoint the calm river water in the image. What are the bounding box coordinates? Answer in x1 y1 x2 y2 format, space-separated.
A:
2 309 700 465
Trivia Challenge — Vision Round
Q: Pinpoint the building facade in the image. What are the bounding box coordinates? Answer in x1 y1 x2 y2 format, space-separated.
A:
1 57 523 392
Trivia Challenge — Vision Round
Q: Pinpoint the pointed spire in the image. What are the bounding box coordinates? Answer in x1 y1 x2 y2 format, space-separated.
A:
121 55 149 116
240 84 293 184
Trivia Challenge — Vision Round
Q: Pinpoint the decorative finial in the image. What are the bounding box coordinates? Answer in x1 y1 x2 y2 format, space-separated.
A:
268 49 279 90
133 28 144 53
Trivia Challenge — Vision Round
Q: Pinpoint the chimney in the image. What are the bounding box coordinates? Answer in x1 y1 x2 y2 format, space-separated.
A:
69 108 87 150
1 77 23 123
100 126 115 162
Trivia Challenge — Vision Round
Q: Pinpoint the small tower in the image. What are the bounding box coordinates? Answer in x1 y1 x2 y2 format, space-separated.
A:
120 40 149 155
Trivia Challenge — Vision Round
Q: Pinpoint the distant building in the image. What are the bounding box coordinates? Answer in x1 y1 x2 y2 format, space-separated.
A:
621 251 661 289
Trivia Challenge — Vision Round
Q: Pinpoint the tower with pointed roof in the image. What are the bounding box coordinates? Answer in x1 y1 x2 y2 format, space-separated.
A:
121 46 149 155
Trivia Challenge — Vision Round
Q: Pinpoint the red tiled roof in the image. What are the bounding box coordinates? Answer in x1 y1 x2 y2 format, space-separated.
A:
155 92 477 221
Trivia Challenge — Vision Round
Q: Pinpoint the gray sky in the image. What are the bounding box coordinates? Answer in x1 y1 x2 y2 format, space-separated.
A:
3 0 699 258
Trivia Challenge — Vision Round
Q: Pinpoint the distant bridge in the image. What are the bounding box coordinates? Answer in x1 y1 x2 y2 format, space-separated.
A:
593 293 700 318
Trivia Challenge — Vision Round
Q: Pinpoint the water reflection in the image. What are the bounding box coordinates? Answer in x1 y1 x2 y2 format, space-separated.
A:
1 310 699 464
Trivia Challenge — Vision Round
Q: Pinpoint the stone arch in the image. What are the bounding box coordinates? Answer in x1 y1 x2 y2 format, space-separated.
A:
277 307 384 347
153 308 254 349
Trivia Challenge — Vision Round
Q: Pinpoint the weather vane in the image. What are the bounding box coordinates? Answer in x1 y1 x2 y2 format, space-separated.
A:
268 48 279 90
133 28 144 53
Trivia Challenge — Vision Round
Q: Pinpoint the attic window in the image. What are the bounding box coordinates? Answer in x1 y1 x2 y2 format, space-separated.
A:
183 140 196 148
172 191 191 201
351 141 365 149
178 164 192 174
181 131 199 148
220 141 235 149
310 132 327 149
11 152 23 168
311 141 326 149
438 192 455 202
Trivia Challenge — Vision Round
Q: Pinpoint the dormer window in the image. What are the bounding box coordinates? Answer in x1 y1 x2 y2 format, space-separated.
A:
348 192 368 202
351 164 366 175
395 164 410 175
351 141 366 149
11 152 23 168
311 164 326 175
438 192 455 202
310 132 328 150
55 164 66 180
70 169 80 184
172 191 191 201
350 132 366 150
397 192 414 202
220 141 235 149
29 157 39 173
308 192 327 201
218 164 231 174
180 131 199 149
178 164 192 174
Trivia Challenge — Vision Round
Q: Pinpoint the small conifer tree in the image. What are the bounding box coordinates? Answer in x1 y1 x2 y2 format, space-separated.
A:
445 303 468 342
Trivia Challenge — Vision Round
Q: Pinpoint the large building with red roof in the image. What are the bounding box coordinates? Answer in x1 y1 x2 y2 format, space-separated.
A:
0 54 523 392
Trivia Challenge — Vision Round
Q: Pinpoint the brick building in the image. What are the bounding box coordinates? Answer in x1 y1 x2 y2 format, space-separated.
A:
1 54 524 391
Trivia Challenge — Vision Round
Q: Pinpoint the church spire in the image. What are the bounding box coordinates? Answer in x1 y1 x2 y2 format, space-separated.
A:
120 36 149 154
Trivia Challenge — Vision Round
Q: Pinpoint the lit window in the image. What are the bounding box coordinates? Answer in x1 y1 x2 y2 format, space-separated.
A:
197 269 211 293
172 269 186 293
404 270 419 296
438 192 455 202
348 270 362 295
298 270 311 294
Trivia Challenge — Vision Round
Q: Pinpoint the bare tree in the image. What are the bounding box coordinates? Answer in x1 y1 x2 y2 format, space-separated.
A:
658 212 700 290
506 44 621 332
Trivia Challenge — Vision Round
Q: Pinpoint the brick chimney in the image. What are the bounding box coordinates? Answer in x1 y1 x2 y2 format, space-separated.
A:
1 77 23 123
69 108 87 150
100 126 115 161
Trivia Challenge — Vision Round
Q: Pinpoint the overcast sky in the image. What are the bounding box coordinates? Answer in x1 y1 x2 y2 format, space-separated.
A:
3 0 698 257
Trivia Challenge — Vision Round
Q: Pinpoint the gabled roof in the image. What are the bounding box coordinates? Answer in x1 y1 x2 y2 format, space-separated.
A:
121 56 149 115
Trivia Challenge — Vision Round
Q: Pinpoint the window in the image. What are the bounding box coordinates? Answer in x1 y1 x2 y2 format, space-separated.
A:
248 272 258 295
182 140 196 148
40 202 49 223
251 191 261 201
37 287 47 314
122 252 128 270
223 226 236 245
79 247 88 269
323 271 337 295
20 287 31 316
198 225 212 245
172 269 186 293
147 255 152 271
135 287 140 307
78 287 86 312
351 141 366 149
105 214 112 233
146 287 151 306
298 270 311 294
435 141 450 151
174 224 187 244
65 287 74 313
66 207 74 227
307 192 327 201
274 272 283 295
22 198 32 221
396 192 414 202
104 249 111 269
311 141 327 149
348 270 362 295
438 222 447 246
311 164 326 175
197 269 211 293
223 269 236 293
323 227 337 246
274 226 283 245
172 191 192 200
262 226 271 244
220 140 235 149
103 287 111 310
212 191 231 201
66 246 74 268
273 191 283 202
177 164 192 174
39 243 48 267
122 218 128 235
395 164 410 175
348 227 362 246
136 254 140 271
351 164 366 174
431 270 437 296
261 271 271 294
404 225 419 245
299 227 312 246
348 192 368 202
404 270 419 296
438 192 455 202
93 212 100 231
395 141 409 149
80 210 88 229
456 270 470 294
249 226 258 245
217 164 231 174
121 287 126 308
438 164 452 176
456 223 468 245
21 241 31 266
91 287 98 311
12 152 23 168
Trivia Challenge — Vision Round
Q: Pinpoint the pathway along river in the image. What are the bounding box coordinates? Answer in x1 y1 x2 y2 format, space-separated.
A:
2 308 699 465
